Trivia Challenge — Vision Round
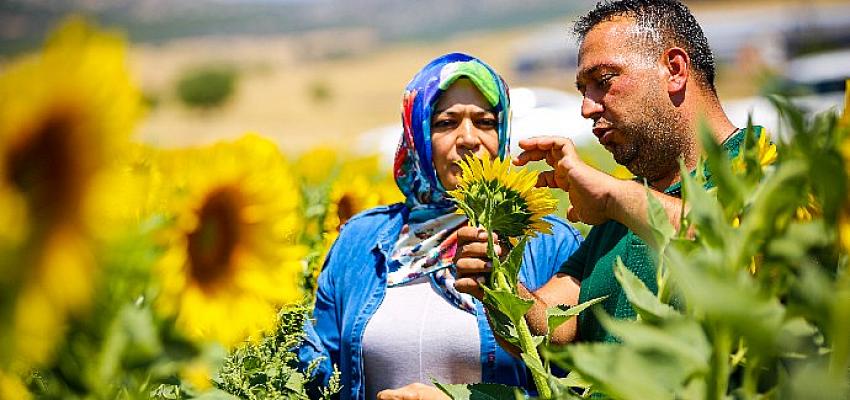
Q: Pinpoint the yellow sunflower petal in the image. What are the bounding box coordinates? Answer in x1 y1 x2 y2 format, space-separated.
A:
155 134 303 347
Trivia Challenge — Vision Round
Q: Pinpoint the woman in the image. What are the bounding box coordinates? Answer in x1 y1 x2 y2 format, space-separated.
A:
298 53 582 400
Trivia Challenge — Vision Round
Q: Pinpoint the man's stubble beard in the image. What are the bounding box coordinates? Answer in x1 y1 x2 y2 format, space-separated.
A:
611 96 691 182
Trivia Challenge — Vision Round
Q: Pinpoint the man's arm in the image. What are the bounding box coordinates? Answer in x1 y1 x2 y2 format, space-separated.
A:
519 274 582 344
513 136 687 245
604 178 686 245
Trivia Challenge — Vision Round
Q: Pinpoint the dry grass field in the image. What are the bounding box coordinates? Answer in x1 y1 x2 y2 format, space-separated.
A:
131 26 544 156
128 0 843 156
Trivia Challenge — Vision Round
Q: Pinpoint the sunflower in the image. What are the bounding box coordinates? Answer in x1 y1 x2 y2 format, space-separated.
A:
323 159 403 233
732 130 778 174
448 153 557 237
308 159 402 293
86 143 167 240
0 17 141 368
294 146 339 186
156 134 304 347
0 370 30 400
839 80 850 252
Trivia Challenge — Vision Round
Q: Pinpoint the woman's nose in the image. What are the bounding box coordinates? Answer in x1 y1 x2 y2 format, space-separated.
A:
456 118 481 149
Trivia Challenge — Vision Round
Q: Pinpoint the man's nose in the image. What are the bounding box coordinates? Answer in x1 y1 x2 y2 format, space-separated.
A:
581 95 604 120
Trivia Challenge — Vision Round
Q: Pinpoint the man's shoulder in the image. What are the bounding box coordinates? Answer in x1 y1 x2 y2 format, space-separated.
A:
583 220 631 243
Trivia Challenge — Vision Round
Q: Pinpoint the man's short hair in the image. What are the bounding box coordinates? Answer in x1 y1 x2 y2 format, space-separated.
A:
574 0 717 93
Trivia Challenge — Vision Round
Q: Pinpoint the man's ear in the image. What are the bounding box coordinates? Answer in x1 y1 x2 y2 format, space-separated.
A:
664 47 690 95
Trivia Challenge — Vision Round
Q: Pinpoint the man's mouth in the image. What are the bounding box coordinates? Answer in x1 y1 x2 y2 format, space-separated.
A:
593 127 614 146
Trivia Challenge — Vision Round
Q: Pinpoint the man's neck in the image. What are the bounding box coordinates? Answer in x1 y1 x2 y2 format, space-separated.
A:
649 96 737 191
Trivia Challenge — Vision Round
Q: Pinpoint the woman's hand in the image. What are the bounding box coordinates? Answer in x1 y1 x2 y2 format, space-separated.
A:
376 383 451 400
453 226 504 300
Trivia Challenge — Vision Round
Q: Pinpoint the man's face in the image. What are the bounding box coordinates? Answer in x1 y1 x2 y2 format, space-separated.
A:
575 16 688 181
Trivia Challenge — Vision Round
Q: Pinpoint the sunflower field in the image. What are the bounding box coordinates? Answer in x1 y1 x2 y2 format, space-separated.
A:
0 19 399 399
2 16 850 400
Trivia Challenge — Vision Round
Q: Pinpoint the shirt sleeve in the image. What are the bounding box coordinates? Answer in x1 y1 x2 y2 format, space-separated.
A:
519 216 583 291
298 239 341 397
558 236 590 279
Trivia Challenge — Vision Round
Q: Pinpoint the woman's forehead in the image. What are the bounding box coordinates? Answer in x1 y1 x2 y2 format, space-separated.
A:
434 79 494 113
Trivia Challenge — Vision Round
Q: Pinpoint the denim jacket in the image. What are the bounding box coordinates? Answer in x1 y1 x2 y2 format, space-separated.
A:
297 203 582 400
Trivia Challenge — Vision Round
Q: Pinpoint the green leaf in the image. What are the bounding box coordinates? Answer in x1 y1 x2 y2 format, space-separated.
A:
546 296 607 334
557 371 592 390
645 183 675 251
192 389 242 400
483 287 533 324
666 248 786 355
500 236 528 289
614 257 678 323
545 343 675 400
698 120 747 217
433 382 520 400
679 159 726 247
485 305 521 347
594 310 710 373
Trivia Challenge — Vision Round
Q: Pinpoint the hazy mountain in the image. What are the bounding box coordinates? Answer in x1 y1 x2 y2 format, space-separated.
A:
0 0 592 54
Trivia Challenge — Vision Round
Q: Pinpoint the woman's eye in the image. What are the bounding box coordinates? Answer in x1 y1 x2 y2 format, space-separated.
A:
432 119 455 129
477 118 497 128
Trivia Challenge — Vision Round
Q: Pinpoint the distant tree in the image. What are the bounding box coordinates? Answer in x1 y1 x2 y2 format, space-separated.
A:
175 65 237 109
309 79 333 104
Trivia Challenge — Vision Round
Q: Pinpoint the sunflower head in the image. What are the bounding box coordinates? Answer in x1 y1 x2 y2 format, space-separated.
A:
732 130 778 174
448 153 557 237
0 17 141 369
156 134 304 347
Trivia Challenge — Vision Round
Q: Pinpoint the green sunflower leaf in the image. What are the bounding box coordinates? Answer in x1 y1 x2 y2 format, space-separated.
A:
483 287 533 325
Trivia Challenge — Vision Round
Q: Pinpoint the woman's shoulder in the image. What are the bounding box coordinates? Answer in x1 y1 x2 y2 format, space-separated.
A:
539 214 582 242
339 203 406 233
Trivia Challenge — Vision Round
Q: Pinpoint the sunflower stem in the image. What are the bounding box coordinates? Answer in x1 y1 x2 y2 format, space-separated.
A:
489 230 550 398
516 312 551 398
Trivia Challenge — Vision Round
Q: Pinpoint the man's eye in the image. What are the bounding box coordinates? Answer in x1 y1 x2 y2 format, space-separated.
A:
599 74 616 86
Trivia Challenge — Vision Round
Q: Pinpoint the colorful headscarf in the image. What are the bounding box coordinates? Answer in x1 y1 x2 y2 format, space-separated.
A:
386 53 510 313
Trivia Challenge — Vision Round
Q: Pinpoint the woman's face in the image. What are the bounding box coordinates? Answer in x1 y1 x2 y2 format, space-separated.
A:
431 78 500 190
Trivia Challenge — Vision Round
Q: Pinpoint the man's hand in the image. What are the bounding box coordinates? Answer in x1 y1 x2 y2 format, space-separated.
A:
453 226 504 300
514 136 619 225
377 383 450 400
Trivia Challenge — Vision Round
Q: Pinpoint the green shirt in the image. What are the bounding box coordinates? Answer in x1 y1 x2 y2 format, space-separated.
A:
559 126 759 342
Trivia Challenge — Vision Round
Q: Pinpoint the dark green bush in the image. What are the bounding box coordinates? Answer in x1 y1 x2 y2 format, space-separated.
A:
176 65 237 109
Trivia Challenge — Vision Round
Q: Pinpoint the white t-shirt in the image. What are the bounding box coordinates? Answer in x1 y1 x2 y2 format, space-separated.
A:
362 276 482 399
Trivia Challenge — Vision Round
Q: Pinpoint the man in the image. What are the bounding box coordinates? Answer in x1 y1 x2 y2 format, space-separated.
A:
454 0 754 346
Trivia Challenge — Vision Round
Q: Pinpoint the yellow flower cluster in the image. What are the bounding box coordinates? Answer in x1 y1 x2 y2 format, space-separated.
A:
0 17 142 371
0 18 405 388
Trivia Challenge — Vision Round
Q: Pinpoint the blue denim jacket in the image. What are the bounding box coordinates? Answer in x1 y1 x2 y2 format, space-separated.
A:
298 203 582 400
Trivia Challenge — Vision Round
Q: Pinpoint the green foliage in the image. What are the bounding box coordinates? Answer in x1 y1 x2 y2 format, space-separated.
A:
434 382 522 400
549 98 850 399
27 218 204 400
213 305 340 400
546 296 606 335
176 65 238 109
308 80 333 104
